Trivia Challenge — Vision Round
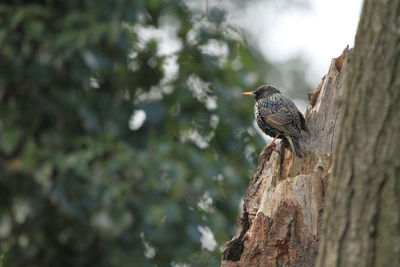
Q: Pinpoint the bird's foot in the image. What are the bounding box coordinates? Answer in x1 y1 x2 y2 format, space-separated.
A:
266 142 278 153
266 134 280 153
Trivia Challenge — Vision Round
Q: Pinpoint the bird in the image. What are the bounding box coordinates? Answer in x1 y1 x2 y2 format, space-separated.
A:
242 85 309 158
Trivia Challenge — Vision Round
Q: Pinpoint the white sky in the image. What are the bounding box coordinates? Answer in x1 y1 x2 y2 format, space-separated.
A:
140 0 363 87
234 0 363 86
133 0 364 128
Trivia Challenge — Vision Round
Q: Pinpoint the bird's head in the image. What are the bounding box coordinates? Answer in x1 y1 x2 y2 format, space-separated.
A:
242 85 281 100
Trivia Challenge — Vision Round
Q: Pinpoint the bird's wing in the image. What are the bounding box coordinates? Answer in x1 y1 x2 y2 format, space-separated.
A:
278 94 309 134
258 99 301 136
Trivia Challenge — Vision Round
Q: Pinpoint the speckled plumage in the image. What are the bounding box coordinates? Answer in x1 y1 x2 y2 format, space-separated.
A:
248 85 309 157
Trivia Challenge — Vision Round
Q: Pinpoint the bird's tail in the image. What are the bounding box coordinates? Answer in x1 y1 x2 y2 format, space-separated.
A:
287 136 303 158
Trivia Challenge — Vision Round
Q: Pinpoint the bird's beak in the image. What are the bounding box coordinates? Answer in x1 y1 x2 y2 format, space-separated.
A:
242 91 254 96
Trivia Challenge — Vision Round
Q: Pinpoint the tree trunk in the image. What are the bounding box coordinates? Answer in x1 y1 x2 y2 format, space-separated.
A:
316 0 400 266
221 47 351 266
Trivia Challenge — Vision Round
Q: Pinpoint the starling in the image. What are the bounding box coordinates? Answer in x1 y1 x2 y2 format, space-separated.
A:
243 85 309 158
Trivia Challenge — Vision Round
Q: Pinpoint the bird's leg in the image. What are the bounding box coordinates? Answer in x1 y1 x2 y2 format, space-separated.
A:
267 134 280 152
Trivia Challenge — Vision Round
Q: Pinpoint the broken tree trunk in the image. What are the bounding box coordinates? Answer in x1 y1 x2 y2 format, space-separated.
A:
221 47 351 267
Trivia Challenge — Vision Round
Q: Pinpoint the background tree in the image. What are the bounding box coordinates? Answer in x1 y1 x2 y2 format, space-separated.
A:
317 0 400 266
0 0 310 266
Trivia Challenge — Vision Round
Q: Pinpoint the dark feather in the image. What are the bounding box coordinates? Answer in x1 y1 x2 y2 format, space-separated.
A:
257 96 301 137
250 85 308 158
299 112 310 133
287 136 303 158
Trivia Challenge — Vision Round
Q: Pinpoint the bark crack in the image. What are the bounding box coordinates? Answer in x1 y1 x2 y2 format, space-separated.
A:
336 170 354 267
221 209 250 262
369 174 389 266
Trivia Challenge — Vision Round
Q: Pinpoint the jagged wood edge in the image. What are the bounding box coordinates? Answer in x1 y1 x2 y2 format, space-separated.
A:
221 47 351 263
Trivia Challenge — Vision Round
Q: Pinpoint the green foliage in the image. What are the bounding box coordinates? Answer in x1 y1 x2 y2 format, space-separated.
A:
0 0 309 266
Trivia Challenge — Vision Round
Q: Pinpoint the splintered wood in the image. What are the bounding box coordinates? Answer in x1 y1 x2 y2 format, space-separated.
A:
222 47 351 267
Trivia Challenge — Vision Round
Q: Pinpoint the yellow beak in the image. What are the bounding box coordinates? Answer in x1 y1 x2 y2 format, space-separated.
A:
242 91 254 96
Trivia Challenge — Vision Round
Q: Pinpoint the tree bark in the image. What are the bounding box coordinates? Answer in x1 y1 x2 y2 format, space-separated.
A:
317 0 400 266
221 47 351 266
